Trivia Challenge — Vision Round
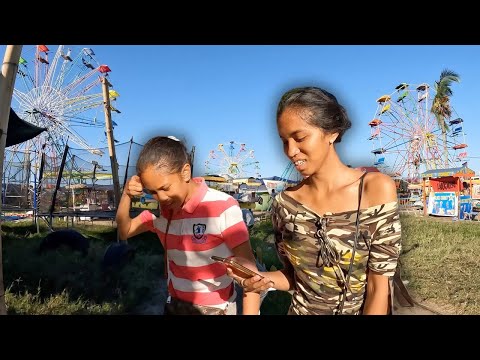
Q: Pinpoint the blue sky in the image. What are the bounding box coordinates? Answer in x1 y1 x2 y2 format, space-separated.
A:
4 45 480 179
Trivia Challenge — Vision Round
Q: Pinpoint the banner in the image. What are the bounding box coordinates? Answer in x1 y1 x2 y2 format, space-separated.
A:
262 180 287 193
472 184 480 200
459 195 472 220
430 177 460 193
427 192 458 217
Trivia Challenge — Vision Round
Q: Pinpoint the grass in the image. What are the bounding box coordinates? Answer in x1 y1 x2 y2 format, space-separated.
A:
2 220 164 315
249 220 292 315
399 215 480 314
2 214 480 315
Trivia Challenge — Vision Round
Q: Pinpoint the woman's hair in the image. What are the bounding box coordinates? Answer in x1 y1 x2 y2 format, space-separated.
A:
276 86 352 143
136 136 190 174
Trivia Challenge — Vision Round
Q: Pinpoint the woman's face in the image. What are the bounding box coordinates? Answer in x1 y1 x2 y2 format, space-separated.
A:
277 107 335 177
140 165 190 211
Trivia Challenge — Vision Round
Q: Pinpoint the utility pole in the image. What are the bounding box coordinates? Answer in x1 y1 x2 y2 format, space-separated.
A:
101 77 121 209
0 45 23 315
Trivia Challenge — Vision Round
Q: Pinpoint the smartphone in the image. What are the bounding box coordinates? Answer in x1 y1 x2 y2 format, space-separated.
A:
211 255 264 279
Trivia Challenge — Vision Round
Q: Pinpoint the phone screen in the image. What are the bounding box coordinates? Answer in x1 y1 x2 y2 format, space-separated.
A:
211 256 263 279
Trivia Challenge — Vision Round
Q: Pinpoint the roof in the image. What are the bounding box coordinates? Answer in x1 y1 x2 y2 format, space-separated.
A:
421 165 475 179
64 184 114 191
355 166 380 173
202 175 227 183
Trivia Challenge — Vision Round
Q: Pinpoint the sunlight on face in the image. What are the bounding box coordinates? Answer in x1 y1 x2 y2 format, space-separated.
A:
277 107 329 176
140 165 189 211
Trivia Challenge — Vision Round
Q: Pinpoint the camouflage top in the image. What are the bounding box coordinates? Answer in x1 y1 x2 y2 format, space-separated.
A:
271 191 402 315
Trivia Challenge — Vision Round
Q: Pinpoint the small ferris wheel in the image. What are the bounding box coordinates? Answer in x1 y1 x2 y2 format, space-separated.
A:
204 141 261 179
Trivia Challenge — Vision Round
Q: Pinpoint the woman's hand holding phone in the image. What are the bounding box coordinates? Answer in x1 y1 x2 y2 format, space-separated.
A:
212 256 275 293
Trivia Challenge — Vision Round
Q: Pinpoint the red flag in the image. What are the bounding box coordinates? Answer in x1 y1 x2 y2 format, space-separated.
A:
38 45 49 53
99 65 111 73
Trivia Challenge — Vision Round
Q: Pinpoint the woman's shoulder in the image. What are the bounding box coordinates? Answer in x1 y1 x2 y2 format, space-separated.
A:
363 171 398 207
272 190 301 213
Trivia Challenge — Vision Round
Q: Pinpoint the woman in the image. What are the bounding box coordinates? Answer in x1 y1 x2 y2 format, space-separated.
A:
116 136 261 315
228 87 402 315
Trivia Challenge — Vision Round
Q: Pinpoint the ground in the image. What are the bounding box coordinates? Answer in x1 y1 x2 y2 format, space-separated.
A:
74 216 457 315
133 279 448 315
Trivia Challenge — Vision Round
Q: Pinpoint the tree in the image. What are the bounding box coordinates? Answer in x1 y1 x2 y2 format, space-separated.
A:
431 69 460 167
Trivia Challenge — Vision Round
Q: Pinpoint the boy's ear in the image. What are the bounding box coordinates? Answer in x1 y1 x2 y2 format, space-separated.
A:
181 163 192 182
329 132 339 144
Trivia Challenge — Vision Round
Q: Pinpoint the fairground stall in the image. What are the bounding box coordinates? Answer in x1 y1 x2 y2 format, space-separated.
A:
421 164 475 219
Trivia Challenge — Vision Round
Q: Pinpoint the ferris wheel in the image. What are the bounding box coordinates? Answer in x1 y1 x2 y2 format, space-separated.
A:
10 45 120 160
368 82 468 182
204 141 261 179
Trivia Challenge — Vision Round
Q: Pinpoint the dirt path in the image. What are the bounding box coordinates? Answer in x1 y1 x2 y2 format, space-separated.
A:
133 283 450 315
394 300 440 315
394 296 456 315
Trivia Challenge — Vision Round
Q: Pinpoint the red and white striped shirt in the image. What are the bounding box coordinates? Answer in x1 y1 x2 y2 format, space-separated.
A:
140 177 249 306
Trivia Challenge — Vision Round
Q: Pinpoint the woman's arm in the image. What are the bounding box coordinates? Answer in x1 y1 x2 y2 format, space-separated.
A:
362 271 390 314
363 172 402 315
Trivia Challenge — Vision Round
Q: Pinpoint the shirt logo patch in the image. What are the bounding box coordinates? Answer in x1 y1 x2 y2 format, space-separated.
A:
192 223 207 243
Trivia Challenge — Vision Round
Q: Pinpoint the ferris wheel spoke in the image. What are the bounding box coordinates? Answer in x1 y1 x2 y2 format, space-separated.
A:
60 67 100 97
17 66 35 92
71 77 103 99
388 105 416 128
42 46 64 89
63 95 104 117
54 47 85 90
51 120 99 153
12 90 33 111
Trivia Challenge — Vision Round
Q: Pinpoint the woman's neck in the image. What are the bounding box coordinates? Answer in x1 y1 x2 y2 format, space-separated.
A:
307 151 354 192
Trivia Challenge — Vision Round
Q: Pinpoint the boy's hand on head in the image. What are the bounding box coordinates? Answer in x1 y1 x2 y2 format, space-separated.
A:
125 175 144 198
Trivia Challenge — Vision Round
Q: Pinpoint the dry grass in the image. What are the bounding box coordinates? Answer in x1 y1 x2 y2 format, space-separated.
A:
2 219 163 315
3 214 479 315
400 215 480 314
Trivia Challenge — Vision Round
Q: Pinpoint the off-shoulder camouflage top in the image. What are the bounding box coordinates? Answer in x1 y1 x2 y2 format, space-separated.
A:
271 188 402 315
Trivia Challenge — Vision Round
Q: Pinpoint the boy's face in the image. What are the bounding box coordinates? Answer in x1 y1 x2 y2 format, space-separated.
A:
140 165 190 211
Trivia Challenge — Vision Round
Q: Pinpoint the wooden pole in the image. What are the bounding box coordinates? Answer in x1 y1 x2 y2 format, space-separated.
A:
0 45 23 315
422 178 427 216
101 77 121 209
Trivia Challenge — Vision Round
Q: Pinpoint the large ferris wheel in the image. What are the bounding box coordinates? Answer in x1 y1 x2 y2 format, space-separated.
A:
3 45 121 209
204 141 261 179
368 82 468 182
10 45 119 159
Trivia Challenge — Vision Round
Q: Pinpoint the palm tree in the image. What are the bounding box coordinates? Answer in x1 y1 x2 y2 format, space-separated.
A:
431 69 460 167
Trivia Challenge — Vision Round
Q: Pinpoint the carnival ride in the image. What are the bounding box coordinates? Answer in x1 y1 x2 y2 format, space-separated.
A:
368 82 468 183
3 45 122 211
204 141 261 179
